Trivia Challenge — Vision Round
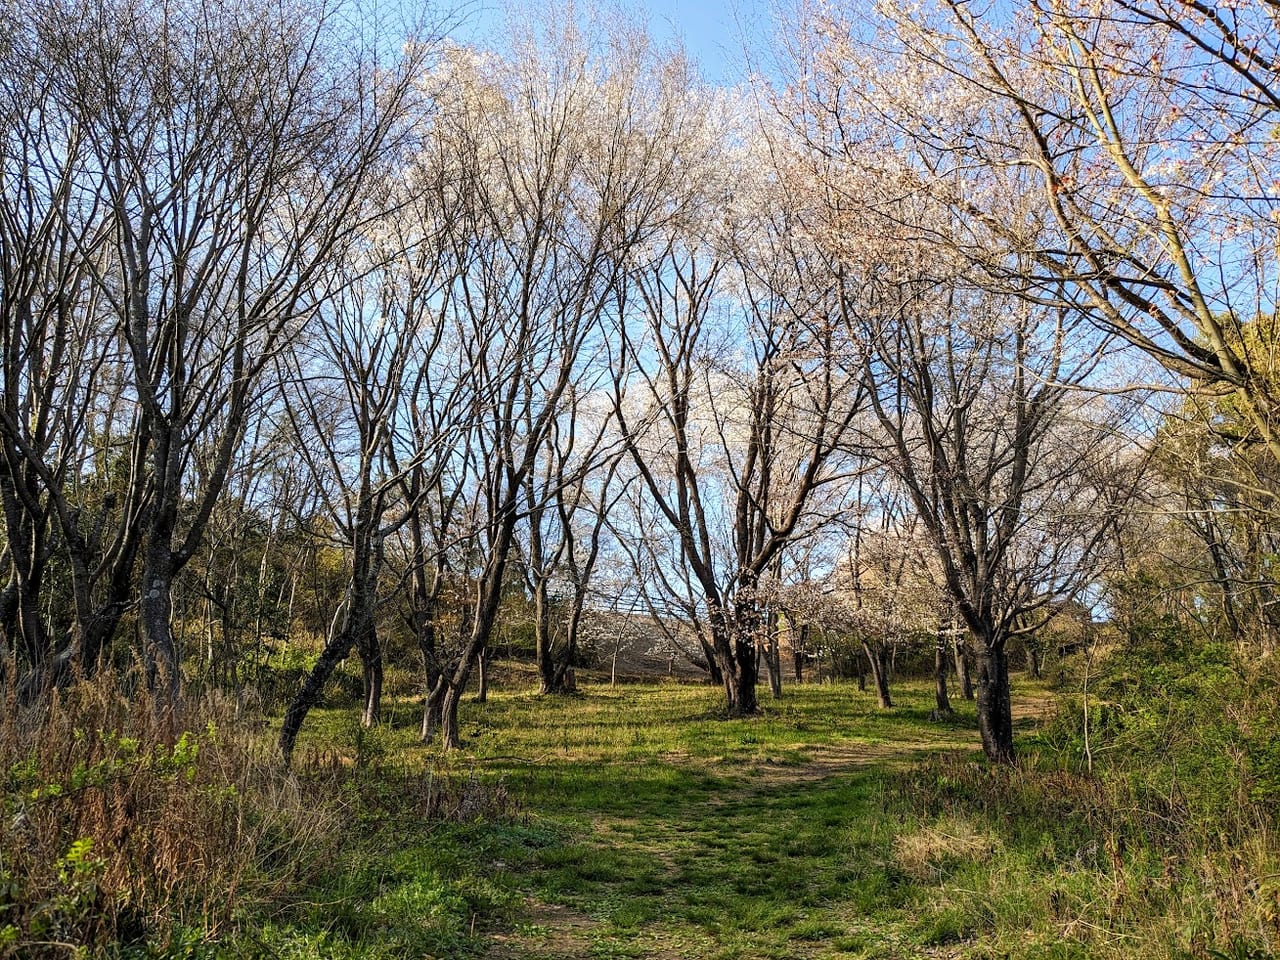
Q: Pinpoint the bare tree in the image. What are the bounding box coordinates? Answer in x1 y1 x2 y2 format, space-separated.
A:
830 485 944 710
520 404 627 695
613 123 865 716
851 278 1130 761
276 205 466 760
0 0 437 712
802 0 1280 461
420 23 695 748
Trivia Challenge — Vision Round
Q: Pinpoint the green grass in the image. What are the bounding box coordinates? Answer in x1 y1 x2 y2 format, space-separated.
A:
220 674 1277 960
264 678 977 959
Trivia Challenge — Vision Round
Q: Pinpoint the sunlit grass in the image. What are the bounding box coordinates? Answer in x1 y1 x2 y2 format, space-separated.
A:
240 672 1275 960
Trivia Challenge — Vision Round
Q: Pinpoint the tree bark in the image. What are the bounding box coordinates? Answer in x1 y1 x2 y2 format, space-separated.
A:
975 641 1014 763
139 537 181 711
933 631 953 717
793 623 808 682
953 634 974 700
360 645 383 727
763 608 783 699
279 629 356 762
476 644 490 703
862 641 892 709
420 675 446 742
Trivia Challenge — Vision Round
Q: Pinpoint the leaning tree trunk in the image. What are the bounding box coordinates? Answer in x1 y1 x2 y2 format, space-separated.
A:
280 535 380 762
440 538 512 749
974 638 1015 764
862 641 892 709
279 627 356 762
439 649 475 750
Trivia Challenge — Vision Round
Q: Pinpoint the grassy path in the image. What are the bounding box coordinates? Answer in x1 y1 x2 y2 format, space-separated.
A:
451 680 1013 960
280 677 1068 960
207 670 1279 959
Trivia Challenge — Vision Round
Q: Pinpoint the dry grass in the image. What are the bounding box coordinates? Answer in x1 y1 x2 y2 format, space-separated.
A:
0 674 344 956
892 816 1000 881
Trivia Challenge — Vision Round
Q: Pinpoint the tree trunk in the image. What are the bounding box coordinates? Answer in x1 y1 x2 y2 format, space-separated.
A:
793 623 808 682
420 675 446 742
764 609 783 699
715 617 760 717
441 686 461 747
975 641 1015 763
139 539 181 711
863 641 892 709
535 581 572 694
279 628 356 762
1027 643 1042 680
476 644 490 703
699 634 723 685
726 654 759 716
360 648 382 727
953 634 974 700
441 556 508 749
933 632 953 717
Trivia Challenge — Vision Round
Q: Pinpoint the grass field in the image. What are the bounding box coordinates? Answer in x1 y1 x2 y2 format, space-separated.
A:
17 668 1267 958
260 675 1142 960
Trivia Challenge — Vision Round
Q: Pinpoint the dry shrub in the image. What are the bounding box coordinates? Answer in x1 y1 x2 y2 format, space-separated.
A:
893 816 1000 881
419 767 522 823
0 673 343 956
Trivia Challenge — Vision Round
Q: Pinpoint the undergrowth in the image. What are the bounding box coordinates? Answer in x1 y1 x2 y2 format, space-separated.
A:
883 632 1280 959
0 675 521 958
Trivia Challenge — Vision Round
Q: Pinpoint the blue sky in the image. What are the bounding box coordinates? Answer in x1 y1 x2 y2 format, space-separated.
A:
450 0 771 84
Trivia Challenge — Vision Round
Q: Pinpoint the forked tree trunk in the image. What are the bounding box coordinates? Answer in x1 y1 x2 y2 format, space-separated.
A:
862 641 892 709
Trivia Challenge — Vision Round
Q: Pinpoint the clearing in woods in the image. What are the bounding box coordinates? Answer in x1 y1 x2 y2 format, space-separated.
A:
288 677 1058 960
